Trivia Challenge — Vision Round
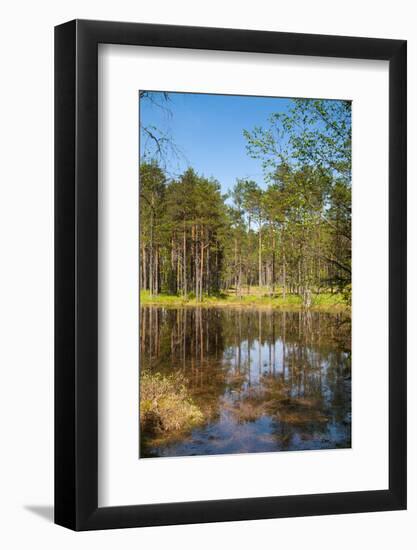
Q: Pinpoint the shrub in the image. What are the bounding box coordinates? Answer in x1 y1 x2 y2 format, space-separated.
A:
140 371 203 435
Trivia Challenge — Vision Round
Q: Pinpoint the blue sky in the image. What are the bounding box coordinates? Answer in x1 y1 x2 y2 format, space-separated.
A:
139 91 293 195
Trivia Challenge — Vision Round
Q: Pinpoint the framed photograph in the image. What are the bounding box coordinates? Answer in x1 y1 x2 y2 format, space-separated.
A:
55 20 406 530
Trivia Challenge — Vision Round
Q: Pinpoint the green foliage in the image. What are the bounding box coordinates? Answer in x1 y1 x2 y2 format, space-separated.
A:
243 99 351 297
244 98 351 179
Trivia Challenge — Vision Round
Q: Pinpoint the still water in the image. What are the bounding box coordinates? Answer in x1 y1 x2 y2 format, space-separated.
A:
140 307 351 458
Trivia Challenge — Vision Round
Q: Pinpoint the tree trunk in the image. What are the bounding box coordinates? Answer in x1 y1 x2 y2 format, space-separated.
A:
258 219 262 287
234 237 238 296
272 229 276 295
149 207 154 297
282 251 286 300
183 222 187 296
200 235 204 302
238 253 242 299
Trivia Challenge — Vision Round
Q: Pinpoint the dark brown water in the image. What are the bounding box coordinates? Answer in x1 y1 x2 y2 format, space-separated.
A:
140 307 351 458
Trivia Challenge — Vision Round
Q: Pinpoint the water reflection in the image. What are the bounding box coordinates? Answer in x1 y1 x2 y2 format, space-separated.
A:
140 307 351 457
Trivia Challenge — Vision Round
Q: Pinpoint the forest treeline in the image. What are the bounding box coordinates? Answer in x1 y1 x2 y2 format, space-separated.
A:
140 98 351 306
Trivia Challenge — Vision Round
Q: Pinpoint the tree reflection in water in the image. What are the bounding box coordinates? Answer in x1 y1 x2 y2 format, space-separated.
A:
140 307 351 457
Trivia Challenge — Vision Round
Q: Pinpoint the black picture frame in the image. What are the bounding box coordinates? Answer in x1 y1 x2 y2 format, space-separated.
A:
55 19 407 531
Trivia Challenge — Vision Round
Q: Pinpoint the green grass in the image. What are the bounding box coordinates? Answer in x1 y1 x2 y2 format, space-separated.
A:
140 288 349 312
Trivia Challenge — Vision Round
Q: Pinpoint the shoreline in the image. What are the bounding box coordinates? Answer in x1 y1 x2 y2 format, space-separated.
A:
140 292 350 313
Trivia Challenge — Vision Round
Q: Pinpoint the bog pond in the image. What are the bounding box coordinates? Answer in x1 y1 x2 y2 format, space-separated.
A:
140 306 351 458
